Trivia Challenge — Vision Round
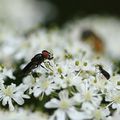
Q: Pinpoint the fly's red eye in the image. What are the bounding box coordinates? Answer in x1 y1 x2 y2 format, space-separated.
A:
42 50 50 59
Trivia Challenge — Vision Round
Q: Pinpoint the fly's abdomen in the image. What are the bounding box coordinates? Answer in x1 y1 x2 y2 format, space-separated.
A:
22 62 36 75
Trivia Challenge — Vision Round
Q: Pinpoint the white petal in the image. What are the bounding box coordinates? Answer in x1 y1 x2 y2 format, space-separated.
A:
12 95 24 105
16 84 28 92
45 98 59 108
45 88 54 95
0 93 3 99
59 90 69 100
2 96 9 105
8 98 14 111
55 109 66 120
67 107 90 120
33 88 42 97
73 93 81 103
22 94 30 99
81 102 94 113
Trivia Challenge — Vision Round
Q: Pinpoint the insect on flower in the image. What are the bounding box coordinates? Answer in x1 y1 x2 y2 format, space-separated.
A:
96 65 110 80
22 50 53 75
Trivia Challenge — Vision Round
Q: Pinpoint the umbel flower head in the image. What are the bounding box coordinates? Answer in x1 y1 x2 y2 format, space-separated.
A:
1 17 120 119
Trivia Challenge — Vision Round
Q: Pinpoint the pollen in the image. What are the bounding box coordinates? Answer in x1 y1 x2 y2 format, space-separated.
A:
84 91 92 101
59 99 70 109
3 86 14 96
58 67 62 74
41 80 50 89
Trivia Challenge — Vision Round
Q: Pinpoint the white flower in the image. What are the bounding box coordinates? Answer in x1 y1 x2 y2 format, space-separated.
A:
106 75 120 91
74 81 102 107
45 90 90 120
0 83 30 111
81 103 110 120
52 60 83 88
0 67 15 80
57 73 82 89
90 107 110 120
23 75 36 94
32 76 56 97
91 74 107 94
105 90 120 110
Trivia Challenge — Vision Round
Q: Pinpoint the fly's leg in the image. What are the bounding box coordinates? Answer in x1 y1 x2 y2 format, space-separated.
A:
46 61 53 67
43 61 53 71
40 64 49 71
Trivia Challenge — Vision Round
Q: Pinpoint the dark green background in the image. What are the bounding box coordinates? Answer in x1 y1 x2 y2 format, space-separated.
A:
39 0 120 26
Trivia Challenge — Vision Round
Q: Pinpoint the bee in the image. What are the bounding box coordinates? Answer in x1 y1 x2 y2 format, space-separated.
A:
81 29 105 53
22 50 53 75
97 65 110 80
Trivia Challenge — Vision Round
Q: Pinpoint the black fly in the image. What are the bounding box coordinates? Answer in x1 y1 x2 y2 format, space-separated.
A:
22 50 53 75
97 65 110 80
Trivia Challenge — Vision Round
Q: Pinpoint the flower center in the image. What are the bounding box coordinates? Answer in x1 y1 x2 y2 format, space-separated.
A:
59 100 70 109
3 86 13 96
41 81 49 89
84 91 92 101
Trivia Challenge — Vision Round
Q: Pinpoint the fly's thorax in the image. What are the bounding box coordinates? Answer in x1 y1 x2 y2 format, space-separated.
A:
31 54 44 62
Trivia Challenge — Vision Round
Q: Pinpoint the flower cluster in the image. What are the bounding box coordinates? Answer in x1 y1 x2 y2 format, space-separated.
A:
0 17 120 120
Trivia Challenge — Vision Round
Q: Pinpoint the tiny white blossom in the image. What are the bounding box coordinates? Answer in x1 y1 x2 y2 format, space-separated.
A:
74 81 102 107
0 67 15 80
52 60 83 88
45 90 90 120
90 107 110 120
91 74 107 94
0 83 30 111
106 75 120 91
23 75 36 94
81 102 110 120
105 89 120 110
32 76 56 97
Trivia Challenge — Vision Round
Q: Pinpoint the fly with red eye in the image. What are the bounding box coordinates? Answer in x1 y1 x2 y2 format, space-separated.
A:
22 50 53 75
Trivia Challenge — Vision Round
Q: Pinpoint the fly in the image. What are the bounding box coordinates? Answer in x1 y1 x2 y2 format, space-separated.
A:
97 65 110 80
22 50 53 75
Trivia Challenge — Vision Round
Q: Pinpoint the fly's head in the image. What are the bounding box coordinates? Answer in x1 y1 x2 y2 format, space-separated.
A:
42 50 53 60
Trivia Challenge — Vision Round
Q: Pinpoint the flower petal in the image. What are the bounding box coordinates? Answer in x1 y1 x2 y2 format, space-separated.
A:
45 98 59 108
67 107 91 120
33 88 42 97
2 96 9 106
12 95 24 105
22 94 30 99
59 90 69 100
55 109 66 120
8 98 14 111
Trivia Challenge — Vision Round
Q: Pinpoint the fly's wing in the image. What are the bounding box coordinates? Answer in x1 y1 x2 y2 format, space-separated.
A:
22 61 36 75
31 54 43 62
22 54 43 76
